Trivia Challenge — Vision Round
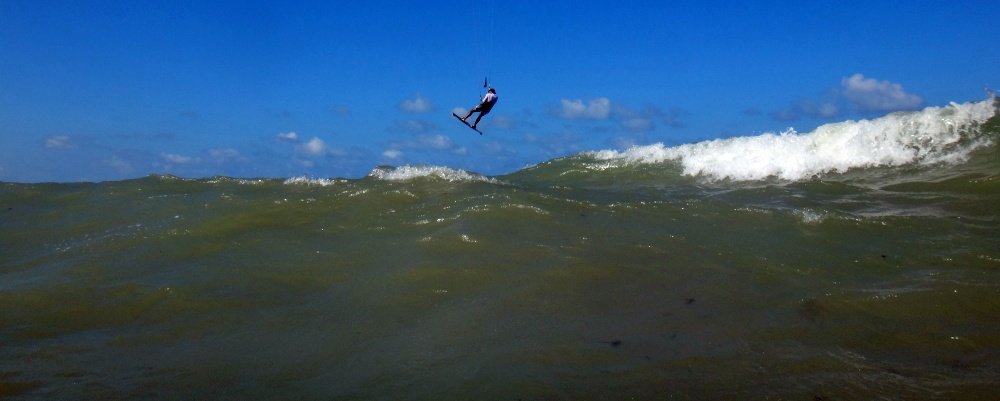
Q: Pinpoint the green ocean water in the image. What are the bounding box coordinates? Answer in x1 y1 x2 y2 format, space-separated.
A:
1 100 999 399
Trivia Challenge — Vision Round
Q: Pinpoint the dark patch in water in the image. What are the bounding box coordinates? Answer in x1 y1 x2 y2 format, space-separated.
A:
685 298 696 305
0 372 41 397
946 351 992 372
799 298 825 322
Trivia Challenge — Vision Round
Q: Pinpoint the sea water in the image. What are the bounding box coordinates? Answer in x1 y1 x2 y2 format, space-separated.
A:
2 98 999 400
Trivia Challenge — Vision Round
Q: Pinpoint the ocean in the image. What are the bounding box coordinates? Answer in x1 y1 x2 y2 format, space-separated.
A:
2 98 998 400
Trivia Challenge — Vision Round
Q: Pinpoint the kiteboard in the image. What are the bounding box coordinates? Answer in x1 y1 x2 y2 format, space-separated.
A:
453 113 483 135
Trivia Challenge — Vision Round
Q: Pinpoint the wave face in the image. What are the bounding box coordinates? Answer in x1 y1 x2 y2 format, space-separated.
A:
1 98 999 400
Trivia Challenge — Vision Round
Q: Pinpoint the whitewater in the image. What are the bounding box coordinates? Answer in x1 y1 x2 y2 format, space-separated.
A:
1 98 998 400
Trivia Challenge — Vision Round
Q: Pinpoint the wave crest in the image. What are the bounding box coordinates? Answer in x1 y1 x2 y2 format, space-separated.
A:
367 165 498 183
283 176 343 186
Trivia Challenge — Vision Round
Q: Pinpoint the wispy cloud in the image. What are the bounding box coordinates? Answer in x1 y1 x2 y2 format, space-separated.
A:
44 135 76 149
399 94 433 113
106 156 133 174
841 73 923 111
209 148 241 163
490 115 515 129
554 98 685 132
382 132 466 162
161 153 197 164
558 98 611 120
523 129 583 156
614 105 687 132
391 119 438 135
770 99 840 121
277 131 298 141
331 105 352 117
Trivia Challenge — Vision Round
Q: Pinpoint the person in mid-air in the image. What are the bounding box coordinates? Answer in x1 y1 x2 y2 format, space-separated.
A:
461 87 498 129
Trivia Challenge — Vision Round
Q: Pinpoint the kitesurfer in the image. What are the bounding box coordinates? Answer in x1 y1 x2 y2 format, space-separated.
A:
460 88 498 129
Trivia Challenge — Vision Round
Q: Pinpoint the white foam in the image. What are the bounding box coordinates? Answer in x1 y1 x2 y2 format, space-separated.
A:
368 165 497 183
283 176 342 186
795 209 828 224
589 99 996 181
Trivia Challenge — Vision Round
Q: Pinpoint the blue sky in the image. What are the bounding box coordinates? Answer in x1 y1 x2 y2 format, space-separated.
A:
1 1 998 182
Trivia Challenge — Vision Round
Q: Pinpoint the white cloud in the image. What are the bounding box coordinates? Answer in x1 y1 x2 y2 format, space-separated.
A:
300 137 328 156
277 131 298 141
841 73 923 111
400 94 433 113
559 98 611 120
383 149 403 159
45 135 75 149
161 153 196 164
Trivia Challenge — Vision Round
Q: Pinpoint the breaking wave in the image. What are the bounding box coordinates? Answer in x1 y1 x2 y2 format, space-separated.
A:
587 98 997 181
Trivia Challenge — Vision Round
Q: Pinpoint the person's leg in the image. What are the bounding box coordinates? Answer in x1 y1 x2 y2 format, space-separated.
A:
462 105 481 121
472 110 489 128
